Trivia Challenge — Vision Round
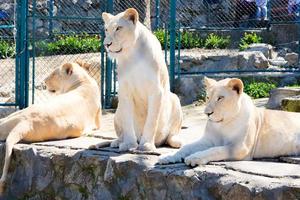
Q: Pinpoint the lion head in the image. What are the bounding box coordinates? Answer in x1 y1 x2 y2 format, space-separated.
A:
203 77 244 123
44 60 91 94
102 8 139 59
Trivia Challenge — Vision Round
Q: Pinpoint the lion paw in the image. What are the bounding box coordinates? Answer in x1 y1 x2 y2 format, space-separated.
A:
119 141 138 152
184 155 208 167
110 139 120 148
158 154 181 164
137 142 156 152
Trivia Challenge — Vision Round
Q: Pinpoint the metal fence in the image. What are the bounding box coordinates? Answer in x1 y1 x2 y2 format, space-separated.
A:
169 0 300 87
0 0 300 110
0 0 28 116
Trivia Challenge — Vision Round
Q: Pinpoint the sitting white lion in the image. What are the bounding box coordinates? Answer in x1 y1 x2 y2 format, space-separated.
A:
100 8 182 151
0 61 101 192
159 77 300 166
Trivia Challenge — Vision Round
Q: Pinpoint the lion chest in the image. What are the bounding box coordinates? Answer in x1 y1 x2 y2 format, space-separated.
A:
118 59 161 124
118 60 157 103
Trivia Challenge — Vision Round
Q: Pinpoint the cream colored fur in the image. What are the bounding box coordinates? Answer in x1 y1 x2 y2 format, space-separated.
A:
100 8 182 151
0 61 101 192
159 77 300 166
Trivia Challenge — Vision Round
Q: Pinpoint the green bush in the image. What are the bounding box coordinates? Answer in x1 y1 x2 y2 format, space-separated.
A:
35 34 100 56
244 82 276 98
154 30 230 50
179 31 204 49
239 32 262 51
154 29 204 49
204 33 231 49
154 29 168 49
0 40 15 59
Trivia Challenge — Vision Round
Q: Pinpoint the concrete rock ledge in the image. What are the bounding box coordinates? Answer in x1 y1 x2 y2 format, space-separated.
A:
0 104 299 200
0 138 300 200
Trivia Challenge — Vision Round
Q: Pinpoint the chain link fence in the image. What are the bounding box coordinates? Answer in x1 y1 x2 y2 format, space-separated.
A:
176 0 300 29
27 0 170 107
0 0 300 110
27 0 106 105
170 0 300 105
0 1 18 117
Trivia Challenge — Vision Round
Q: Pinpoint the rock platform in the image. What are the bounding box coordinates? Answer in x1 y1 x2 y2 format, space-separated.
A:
0 101 299 200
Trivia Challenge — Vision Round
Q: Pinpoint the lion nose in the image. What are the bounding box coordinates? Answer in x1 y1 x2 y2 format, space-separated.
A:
206 111 214 117
105 42 112 48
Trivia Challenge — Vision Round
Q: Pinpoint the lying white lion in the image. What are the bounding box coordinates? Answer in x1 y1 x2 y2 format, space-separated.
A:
159 77 300 166
101 8 182 151
0 61 101 192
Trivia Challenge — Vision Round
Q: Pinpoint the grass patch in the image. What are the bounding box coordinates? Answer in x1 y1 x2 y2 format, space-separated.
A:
35 34 100 56
239 32 262 51
154 30 230 50
244 81 277 98
0 39 15 59
204 33 231 49
1 30 233 58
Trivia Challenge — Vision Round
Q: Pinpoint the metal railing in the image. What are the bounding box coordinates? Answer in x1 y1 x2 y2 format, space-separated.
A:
0 0 300 110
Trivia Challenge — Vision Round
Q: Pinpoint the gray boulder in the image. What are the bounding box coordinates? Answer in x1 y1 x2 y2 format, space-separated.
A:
266 87 300 109
268 56 288 67
281 95 300 112
285 52 299 66
238 51 269 69
245 43 276 59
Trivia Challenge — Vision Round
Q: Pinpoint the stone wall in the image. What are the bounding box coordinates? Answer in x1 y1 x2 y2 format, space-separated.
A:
1 141 300 200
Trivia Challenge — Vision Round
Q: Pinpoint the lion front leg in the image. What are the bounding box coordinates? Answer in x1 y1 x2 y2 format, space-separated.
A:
114 96 138 152
138 90 163 151
158 139 211 164
184 144 250 167
166 93 183 148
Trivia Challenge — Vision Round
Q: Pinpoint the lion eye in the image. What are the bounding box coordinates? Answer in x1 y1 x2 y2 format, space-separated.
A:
116 26 122 31
105 28 108 32
206 96 210 101
217 96 224 101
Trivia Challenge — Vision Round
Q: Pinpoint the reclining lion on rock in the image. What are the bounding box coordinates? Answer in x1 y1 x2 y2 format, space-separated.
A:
100 8 183 151
0 61 101 192
159 77 300 166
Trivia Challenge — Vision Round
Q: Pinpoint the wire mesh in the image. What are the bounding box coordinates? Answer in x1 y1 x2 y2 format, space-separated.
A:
1 0 299 109
28 0 107 105
176 0 300 29
173 0 300 78
0 1 18 116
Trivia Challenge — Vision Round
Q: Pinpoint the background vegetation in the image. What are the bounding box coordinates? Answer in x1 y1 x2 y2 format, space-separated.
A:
0 31 265 59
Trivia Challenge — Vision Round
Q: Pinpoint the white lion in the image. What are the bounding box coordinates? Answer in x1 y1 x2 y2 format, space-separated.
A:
0 61 101 192
101 8 182 151
159 77 300 166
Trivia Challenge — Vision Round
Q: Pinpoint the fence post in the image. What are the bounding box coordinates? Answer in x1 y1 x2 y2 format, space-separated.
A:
169 0 176 91
16 0 29 109
48 0 54 40
104 0 114 108
155 0 160 30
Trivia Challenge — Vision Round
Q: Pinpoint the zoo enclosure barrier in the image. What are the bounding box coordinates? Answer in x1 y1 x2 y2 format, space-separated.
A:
0 0 167 110
0 0 300 110
170 0 300 80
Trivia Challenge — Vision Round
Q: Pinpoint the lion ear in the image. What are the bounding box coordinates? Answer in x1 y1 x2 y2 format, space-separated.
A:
62 63 73 76
123 8 139 25
203 77 217 89
76 59 91 71
227 78 244 95
102 12 113 24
